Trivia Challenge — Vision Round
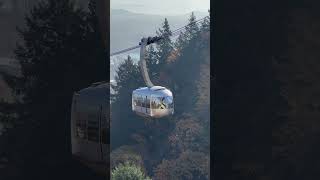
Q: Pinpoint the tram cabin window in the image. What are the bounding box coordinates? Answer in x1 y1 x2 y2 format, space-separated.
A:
87 112 99 142
141 96 146 108
136 95 141 107
133 94 138 106
150 97 161 109
75 112 87 140
151 99 157 109
146 96 150 108
138 95 142 107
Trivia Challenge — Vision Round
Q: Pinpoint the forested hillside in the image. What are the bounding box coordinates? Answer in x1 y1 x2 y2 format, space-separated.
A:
110 12 210 179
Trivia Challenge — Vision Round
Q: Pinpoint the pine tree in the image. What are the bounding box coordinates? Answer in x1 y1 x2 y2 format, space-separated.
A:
110 55 145 149
174 12 200 52
200 11 210 32
156 18 173 68
145 44 159 80
112 56 142 99
185 12 200 41
174 32 186 53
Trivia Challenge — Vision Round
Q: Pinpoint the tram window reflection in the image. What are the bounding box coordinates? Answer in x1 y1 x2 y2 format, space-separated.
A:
136 95 141 106
156 97 163 109
165 96 174 108
146 96 150 108
133 94 138 106
151 98 157 109
141 96 146 108
76 112 87 140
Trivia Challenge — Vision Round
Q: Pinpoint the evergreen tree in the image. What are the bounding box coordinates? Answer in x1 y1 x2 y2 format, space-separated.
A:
200 11 210 32
174 31 186 53
185 12 200 41
145 44 159 80
110 56 145 149
174 12 200 52
112 56 142 99
156 18 173 68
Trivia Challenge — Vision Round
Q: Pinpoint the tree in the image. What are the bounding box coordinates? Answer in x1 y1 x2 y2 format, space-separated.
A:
153 151 209 180
168 115 204 154
156 18 173 69
110 56 145 149
112 56 142 100
112 161 151 180
1 0 106 178
146 45 159 81
200 11 210 32
110 145 145 171
174 32 186 53
175 12 200 51
185 12 200 41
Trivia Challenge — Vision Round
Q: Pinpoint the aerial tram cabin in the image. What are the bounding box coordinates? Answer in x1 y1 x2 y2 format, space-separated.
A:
132 86 174 118
130 37 175 118
71 82 109 175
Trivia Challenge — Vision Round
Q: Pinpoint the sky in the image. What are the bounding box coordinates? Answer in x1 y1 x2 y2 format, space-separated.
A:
110 0 210 15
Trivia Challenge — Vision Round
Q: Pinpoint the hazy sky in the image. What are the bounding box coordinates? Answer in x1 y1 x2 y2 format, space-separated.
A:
111 0 210 15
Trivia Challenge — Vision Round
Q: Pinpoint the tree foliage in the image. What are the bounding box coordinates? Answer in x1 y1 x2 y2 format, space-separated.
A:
156 18 173 68
111 161 151 180
146 45 159 81
110 145 145 170
110 56 145 149
153 151 209 180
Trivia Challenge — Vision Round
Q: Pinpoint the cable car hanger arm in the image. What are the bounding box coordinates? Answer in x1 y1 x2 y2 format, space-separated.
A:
139 37 156 88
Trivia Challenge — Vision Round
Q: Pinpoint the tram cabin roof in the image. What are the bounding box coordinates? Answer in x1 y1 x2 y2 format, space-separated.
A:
74 81 109 105
133 86 173 97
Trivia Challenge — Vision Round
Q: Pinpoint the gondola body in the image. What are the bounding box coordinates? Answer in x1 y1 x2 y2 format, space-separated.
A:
132 86 174 118
71 82 109 175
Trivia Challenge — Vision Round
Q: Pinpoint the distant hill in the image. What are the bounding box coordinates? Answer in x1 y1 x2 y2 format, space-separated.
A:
110 9 208 80
111 9 208 52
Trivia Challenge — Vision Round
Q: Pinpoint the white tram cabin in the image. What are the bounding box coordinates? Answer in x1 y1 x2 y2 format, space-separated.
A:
71 82 109 175
132 86 174 118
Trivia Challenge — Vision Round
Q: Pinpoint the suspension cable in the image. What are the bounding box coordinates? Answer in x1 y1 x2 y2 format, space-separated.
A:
110 16 209 57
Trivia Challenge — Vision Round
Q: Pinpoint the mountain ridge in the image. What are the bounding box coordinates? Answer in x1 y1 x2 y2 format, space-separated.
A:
111 8 208 17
